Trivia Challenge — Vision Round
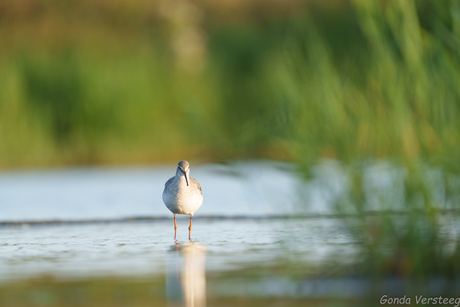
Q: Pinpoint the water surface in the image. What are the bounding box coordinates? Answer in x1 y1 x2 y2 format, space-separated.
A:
0 218 357 281
0 161 455 306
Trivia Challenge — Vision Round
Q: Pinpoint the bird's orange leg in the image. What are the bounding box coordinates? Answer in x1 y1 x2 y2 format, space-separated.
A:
174 214 177 240
188 215 192 241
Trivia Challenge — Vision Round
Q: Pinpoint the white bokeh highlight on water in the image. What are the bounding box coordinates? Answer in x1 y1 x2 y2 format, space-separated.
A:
0 161 336 221
0 159 450 222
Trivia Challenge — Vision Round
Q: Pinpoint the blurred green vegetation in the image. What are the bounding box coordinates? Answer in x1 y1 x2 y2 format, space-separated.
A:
0 275 339 307
1 0 458 169
0 0 308 168
0 276 166 307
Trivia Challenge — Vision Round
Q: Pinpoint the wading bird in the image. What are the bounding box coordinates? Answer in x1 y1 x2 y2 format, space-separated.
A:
163 160 203 241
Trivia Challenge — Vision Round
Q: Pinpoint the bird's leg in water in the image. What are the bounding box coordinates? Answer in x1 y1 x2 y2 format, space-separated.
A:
174 214 177 240
188 215 192 241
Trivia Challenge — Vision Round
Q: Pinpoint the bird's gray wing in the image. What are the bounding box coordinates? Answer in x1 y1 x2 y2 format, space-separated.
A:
191 178 202 193
164 177 174 189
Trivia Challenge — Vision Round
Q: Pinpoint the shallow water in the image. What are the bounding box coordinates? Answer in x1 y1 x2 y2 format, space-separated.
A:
0 218 358 281
0 217 364 307
0 161 354 223
0 160 357 301
1 161 457 306
0 161 303 221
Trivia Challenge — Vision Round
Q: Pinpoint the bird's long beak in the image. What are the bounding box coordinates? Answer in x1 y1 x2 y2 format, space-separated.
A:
183 170 189 186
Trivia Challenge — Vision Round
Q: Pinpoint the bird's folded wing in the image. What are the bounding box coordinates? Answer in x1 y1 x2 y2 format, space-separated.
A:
191 178 202 192
164 177 174 189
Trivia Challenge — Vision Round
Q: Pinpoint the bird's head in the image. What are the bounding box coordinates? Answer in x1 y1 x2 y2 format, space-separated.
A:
176 160 190 186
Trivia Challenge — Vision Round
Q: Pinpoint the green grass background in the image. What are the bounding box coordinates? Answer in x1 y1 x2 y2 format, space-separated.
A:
1 0 458 170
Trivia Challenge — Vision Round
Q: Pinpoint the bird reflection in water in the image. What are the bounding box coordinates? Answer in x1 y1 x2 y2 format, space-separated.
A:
166 242 207 307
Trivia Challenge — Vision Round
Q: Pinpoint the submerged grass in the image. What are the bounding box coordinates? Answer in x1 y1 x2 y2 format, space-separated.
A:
0 276 166 307
0 275 344 307
271 0 460 296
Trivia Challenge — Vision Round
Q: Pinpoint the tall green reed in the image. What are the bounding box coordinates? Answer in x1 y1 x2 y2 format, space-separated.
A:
268 0 460 287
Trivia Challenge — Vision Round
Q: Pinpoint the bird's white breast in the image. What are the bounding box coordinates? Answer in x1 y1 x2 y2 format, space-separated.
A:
163 176 203 215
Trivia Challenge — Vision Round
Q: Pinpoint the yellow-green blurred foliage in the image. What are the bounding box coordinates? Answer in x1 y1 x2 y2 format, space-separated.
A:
0 0 458 170
0 0 308 168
